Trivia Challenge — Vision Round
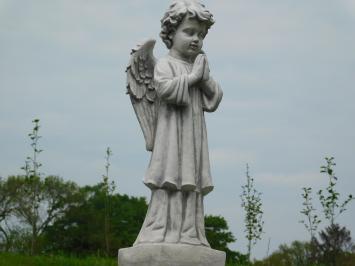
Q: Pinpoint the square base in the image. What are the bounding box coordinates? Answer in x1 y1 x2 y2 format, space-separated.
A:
118 244 226 266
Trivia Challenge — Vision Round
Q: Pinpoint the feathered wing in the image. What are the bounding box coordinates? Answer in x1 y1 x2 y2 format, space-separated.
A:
126 39 158 151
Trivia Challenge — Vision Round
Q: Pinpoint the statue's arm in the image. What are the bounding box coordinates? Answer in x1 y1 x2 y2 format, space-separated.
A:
154 60 190 106
201 77 223 112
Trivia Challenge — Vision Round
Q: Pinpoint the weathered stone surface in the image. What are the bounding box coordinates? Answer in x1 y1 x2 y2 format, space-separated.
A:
125 1 222 248
121 2 225 265
118 244 226 266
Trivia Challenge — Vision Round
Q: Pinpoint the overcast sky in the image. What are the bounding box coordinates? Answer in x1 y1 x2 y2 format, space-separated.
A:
1 0 354 260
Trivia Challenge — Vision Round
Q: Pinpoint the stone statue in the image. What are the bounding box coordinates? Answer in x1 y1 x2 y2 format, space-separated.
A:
119 1 225 265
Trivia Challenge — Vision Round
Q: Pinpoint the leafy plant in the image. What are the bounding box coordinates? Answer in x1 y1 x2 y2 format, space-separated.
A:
11 119 80 255
13 175 79 255
0 177 18 251
318 157 353 226
205 215 238 263
43 186 148 256
18 118 43 255
21 119 43 178
102 147 116 256
241 164 264 261
300 187 321 239
253 241 317 266
313 223 354 266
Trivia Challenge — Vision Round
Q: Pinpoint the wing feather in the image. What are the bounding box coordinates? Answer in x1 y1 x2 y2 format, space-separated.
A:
126 39 157 151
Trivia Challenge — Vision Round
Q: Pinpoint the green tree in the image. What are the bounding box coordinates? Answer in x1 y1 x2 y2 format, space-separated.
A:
297 157 355 265
43 184 147 257
300 187 321 240
13 175 79 255
241 164 264 261
21 119 43 179
0 177 18 251
204 215 242 264
254 241 314 266
318 157 353 226
299 186 321 264
11 119 79 255
313 224 354 266
102 147 116 256
18 118 43 255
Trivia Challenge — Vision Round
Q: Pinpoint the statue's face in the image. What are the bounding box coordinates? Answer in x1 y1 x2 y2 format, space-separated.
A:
171 16 207 62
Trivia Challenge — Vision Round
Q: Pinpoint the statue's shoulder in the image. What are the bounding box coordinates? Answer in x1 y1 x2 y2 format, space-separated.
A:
154 55 175 75
155 55 171 66
155 55 188 73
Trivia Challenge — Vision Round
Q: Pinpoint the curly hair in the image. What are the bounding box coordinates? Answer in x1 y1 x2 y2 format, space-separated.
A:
160 0 215 49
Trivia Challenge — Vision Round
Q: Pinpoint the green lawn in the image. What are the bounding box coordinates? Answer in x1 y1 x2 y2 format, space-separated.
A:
0 253 117 266
0 252 244 266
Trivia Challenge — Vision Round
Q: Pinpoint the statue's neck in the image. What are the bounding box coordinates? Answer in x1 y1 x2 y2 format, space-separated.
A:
168 49 194 64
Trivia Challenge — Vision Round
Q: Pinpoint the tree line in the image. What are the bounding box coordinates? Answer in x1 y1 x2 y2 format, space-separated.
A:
0 175 240 261
250 156 355 266
0 119 238 263
1 119 354 266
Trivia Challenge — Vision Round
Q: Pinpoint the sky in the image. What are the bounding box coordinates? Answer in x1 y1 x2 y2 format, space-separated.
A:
1 0 355 260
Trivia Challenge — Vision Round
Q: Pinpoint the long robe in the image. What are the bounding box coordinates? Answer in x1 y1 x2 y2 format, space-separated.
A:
134 54 223 246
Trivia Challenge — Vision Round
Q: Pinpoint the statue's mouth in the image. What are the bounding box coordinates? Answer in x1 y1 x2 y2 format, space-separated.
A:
189 44 199 50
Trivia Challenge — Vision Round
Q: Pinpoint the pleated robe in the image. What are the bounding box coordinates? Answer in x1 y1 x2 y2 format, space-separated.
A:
134 54 223 246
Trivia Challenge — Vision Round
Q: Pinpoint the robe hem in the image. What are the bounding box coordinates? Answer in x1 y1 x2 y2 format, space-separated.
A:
143 180 213 195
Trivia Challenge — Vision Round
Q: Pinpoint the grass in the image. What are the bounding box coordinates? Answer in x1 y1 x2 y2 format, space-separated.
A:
0 252 241 266
0 253 117 266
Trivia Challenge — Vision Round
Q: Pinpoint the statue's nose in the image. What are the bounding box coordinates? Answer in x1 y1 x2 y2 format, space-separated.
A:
192 34 199 42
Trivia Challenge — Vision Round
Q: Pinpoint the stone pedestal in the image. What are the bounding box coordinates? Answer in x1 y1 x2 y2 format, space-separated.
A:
118 244 226 266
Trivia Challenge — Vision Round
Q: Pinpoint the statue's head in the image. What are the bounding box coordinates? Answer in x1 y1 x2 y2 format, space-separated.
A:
160 0 215 49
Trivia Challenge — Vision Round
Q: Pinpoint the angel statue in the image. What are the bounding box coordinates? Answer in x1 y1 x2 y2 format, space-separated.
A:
126 0 223 247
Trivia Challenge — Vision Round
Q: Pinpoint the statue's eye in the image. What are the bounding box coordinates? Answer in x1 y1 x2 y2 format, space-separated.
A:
183 28 194 36
199 32 206 39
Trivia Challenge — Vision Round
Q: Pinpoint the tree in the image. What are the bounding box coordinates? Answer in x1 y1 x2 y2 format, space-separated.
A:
17 118 43 255
313 224 354 266
318 157 353 226
300 187 321 240
298 157 354 265
205 215 250 265
0 177 18 251
43 185 148 256
205 215 235 250
102 147 116 256
299 186 321 264
12 119 78 254
13 175 79 255
254 241 314 266
241 164 264 261
204 215 240 263
21 119 43 179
